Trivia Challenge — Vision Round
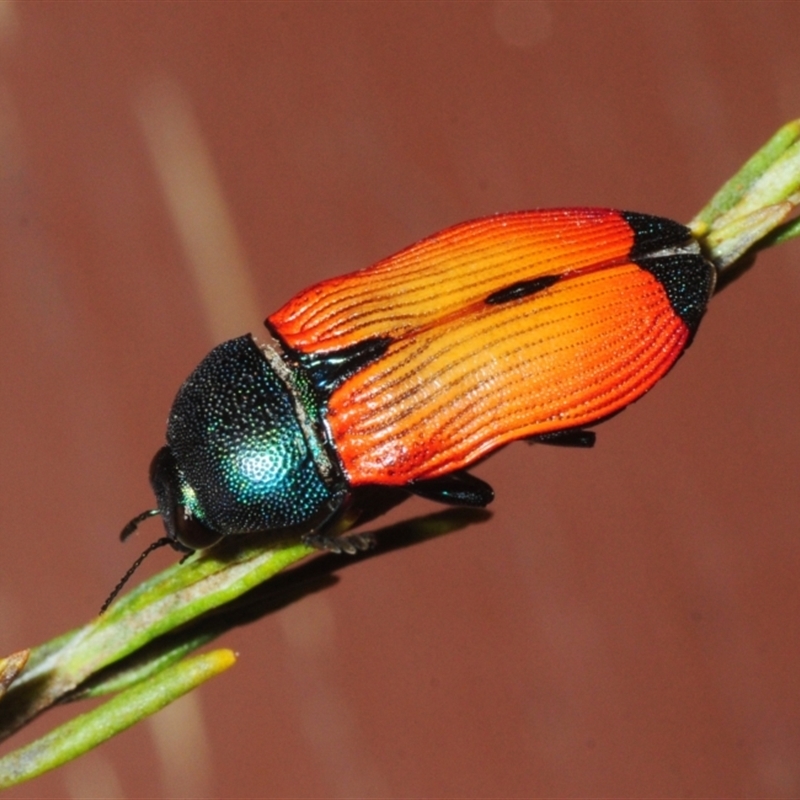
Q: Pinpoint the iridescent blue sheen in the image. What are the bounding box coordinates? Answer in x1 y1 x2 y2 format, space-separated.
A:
165 335 344 536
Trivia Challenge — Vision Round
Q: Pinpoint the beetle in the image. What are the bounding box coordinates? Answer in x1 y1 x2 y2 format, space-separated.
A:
107 208 716 608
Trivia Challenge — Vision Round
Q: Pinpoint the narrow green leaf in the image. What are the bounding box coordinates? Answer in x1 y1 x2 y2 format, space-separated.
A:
692 119 800 230
0 648 236 789
73 632 216 699
703 202 796 272
757 214 800 248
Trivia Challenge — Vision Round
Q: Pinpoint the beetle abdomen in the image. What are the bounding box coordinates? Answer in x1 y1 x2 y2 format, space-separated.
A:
270 209 715 485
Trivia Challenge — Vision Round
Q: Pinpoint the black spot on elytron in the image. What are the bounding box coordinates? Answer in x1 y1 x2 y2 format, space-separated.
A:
621 211 716 334
485 275 561 305
295 336 393 398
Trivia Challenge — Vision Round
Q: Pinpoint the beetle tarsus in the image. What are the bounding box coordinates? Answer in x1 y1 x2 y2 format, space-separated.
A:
303 531 376 555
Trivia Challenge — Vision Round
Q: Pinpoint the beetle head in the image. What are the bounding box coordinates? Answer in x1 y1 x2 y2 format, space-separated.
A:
105 335 346 613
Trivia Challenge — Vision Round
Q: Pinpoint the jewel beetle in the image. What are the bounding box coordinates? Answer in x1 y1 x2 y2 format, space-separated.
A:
109 208 716 607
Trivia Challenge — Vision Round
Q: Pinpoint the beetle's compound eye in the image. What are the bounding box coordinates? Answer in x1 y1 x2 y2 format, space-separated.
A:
148 446 223 551
148 446 182 544
146 446 211 549
172 508 223 551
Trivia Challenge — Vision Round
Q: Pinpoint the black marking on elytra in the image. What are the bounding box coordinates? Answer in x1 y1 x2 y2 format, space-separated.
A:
530 429 596 448
296 336 393 397
637 253 714 333
622 211 715 334
408 470 494 507
623 211 694 259
485 275 561 306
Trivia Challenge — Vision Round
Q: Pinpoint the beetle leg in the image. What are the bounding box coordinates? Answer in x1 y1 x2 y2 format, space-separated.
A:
302 531 376 555
408 471 494 507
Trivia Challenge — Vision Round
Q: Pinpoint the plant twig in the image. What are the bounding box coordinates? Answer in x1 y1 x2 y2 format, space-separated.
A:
0 507 486 786
0 121 799 788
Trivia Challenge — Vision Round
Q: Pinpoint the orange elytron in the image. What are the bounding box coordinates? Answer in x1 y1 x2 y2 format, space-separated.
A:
124 209 716 562
270 209 715 487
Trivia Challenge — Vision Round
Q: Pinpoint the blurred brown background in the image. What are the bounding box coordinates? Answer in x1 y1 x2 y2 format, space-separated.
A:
1 2 799 797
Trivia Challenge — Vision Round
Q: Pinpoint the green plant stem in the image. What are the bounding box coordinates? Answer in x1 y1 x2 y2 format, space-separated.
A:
691 119 800 229
691 119 800 271
0 537 312 742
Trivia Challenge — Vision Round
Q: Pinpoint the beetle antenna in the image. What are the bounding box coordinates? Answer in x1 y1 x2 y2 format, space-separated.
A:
120 508 160 542
100 535 173 614
101 509 167 613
